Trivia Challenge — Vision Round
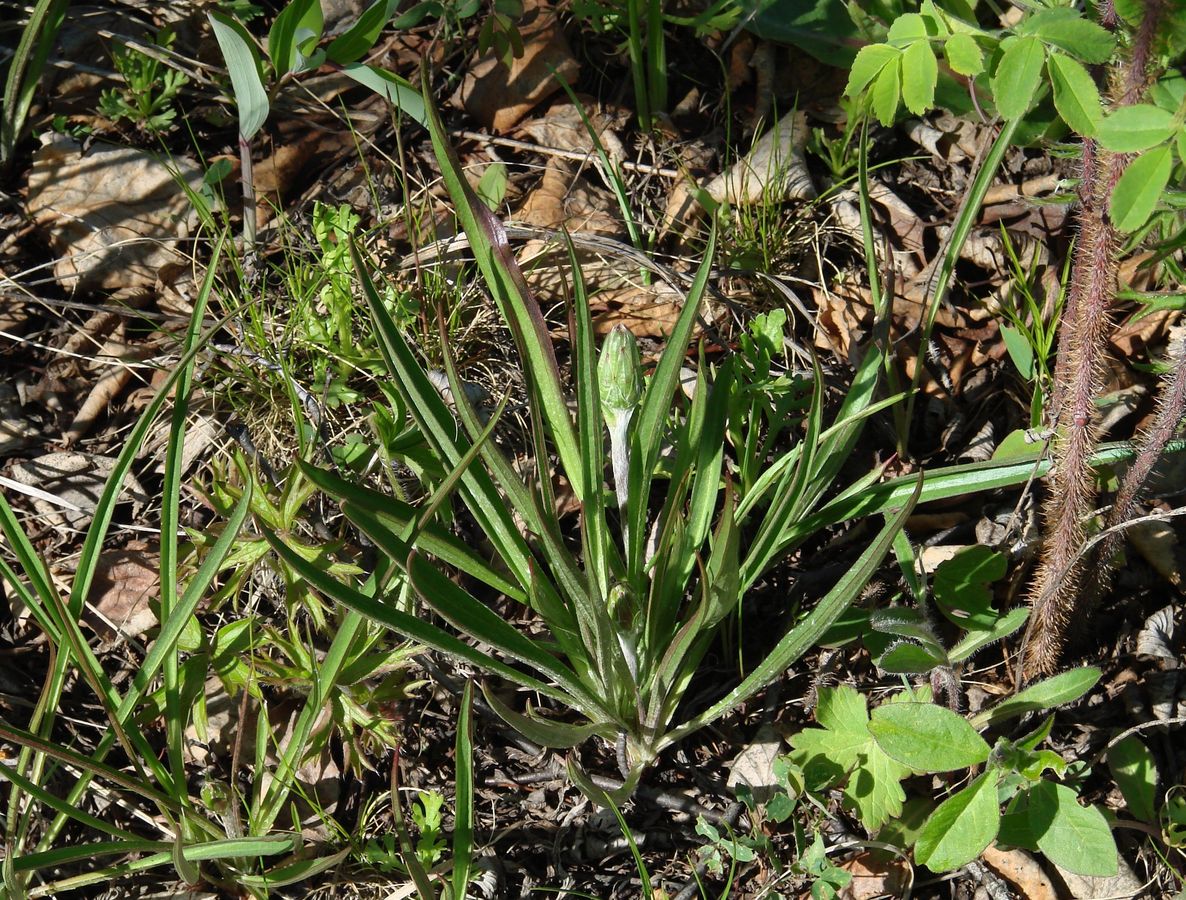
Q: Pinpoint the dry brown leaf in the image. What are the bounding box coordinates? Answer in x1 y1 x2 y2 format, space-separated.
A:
726 724 782 804
63 366 136 448
592 282 684 337
452 0 580 132
812 279 870 359
703 112 815 205
6 452 149 532
1111 306 1179 358
907 112 984 167
1135 604 1176 662
514 158 621 235
836 853 911 899
87 549 159 643
1128 518 1184 590
515 100 627 161
1054 856 1143 899
26 135 202 291
981 845 1060 900
252 125 355 228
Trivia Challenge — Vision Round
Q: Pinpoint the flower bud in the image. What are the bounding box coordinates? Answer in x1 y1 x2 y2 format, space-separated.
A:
598 325 642 417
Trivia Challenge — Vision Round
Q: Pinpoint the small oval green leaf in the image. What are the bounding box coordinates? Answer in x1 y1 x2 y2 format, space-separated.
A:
945 33 983 76
872 59 902 126
972 667 1101 728
1028 781 1119 876
1110 143 1172 232
915 771 1001 872
1048 53 1103 136
902 40 938 114
1107 736 1158 823
846 44 898 99
869 702 990 772
1096 104 1175 152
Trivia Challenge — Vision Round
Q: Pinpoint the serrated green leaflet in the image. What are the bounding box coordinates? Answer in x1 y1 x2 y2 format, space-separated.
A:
992 35 1045 120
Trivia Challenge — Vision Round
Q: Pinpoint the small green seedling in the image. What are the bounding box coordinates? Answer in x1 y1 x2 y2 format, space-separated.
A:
99 28 189 133
788 668 1116 875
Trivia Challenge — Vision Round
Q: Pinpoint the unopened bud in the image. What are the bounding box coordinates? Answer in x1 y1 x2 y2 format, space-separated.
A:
598 325 642 417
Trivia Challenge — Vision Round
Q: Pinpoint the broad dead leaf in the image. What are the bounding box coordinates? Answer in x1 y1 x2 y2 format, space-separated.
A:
836 853 911 899
63 367 137 448
516 100 627 161
592 282 684 337
726 724 782 805
6 452 149 532
452 0 580 132
1128 518 1184 590
26 135 202 291
87 549 159 643
1135 604 1176 662
515 158 621 235
981 845 1059 900
1054 856 1143 900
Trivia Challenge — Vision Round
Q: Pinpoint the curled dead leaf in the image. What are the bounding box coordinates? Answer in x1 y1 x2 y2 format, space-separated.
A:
703 112 815 206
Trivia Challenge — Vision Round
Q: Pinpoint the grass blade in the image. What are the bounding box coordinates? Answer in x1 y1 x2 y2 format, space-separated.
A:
419 61 583 496
662 475 923 748
452 682 475 899
260 523 579 706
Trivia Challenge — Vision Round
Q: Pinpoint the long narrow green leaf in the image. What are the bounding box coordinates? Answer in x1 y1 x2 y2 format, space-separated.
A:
121 488 250 722
904 117 1018 429
734 392 905 521
350 242 537 590
9 840 167 873
662 475 922 749
256 609 365 831
295 461 526 603
432 306 624 704
234 847 353 889
452 682 475 900
1 0 68 166
160 232 225 806
33 252 240 859
568 233 611 602
744 353 826 585
627 226 717 580
0 720 176 808
481 684 610 748
406 552 608 717
419 61 583 496
0 764 137 841
260 523 578 706
431 304 588 650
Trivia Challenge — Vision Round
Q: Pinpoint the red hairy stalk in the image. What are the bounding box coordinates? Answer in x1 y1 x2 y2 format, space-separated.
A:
1022 0 1167 677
